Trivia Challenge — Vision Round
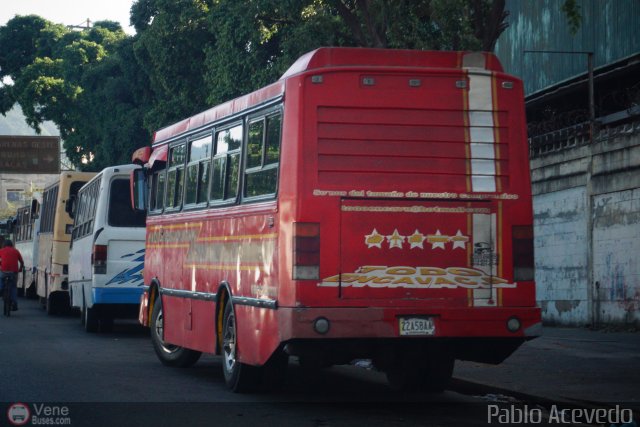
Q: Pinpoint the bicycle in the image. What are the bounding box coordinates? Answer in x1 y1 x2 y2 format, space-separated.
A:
2 275 11 317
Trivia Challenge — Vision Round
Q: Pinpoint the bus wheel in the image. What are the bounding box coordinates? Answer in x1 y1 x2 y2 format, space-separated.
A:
26 282 37 299
46 294 58 315
421 354 455 392
221 302 261 392
386 352 454 393
150 297 201 367
84 304 99 333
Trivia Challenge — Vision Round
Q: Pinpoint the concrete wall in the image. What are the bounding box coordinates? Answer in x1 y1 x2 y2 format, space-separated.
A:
531 121 640 326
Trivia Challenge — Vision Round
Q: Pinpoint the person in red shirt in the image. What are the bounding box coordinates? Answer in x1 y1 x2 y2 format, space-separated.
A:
0 239 24 311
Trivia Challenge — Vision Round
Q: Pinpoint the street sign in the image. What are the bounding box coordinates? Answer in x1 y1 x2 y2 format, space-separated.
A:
0 135 60 174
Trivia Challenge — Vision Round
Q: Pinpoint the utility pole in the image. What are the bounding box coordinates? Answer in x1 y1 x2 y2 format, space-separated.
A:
67 19 92 31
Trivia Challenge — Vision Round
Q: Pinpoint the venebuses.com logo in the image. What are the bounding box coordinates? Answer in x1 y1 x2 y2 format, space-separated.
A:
6 402 72 426
6 403 30 426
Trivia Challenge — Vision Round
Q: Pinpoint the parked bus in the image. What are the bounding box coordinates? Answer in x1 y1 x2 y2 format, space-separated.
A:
37 171 96 314
132 47 541 392
13 200 40 298
68 165 146 332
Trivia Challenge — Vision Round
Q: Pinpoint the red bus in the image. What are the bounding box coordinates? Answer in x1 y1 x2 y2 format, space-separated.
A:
132 47 541 392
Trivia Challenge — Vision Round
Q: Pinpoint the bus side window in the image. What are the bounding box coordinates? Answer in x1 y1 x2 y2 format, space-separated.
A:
244 112 281 198
166 144 186 210
41 185 59 233
211 124 242 203
109 179 147 227
72 192 85 240
150 170 166 212
149 169 166 211
184 134 212 206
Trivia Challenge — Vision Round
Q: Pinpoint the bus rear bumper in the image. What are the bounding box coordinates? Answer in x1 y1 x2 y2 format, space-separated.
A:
280 306 541 365
281 306 542 340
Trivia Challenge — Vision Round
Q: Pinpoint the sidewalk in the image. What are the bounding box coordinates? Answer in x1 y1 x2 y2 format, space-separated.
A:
453 327 640 409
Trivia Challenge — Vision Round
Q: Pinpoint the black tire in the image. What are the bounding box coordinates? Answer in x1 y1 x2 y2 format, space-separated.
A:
100 317 114 333
84 304 99 333
386 350 454 393
150 297 201 367
26 281 37 299
221 302 261 392
46 294 58 315
421 354 454 392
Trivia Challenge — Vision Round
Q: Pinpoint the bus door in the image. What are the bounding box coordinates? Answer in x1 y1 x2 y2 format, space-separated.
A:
337 198 502 306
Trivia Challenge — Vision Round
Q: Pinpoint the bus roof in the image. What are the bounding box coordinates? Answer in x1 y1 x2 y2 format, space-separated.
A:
151 47 503 146
153 81 285 145
280 47 504 79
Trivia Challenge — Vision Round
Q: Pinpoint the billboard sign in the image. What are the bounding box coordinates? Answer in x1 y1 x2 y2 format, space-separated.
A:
0 135 60 174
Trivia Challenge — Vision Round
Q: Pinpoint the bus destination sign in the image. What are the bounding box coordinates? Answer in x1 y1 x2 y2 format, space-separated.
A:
0 135 60 174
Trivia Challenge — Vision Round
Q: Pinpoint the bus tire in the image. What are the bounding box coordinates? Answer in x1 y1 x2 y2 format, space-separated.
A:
221 302 261 392
385 351 454 393
46 294 58 315
26 282 37 299
100 317 114 333
84 304 99 333
150 297 201 368
421 354 455 393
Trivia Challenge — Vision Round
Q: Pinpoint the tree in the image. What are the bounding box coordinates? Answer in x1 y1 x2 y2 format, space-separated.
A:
2 1 582 170
0 17 149 171
131 0 214 131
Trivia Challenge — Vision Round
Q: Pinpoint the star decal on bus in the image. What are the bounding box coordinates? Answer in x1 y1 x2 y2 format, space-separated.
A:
364 229 470 250
365 229 384 248
386 229 405 249
451 230 470 249
427 230 448 250
408 230 426 249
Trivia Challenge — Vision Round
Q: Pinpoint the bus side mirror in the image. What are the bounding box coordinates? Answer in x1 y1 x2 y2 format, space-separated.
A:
131 168 147 212
65 195 76 219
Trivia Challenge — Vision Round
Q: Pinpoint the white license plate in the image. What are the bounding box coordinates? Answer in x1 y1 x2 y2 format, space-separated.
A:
399 317 436 336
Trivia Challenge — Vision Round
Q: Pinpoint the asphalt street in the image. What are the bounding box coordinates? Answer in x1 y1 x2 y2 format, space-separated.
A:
0 298 518 427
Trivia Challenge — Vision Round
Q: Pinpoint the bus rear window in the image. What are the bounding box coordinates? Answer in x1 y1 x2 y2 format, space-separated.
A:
108 179 146 227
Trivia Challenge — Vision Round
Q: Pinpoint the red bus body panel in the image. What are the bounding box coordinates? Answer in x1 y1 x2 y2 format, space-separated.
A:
138 48 540 367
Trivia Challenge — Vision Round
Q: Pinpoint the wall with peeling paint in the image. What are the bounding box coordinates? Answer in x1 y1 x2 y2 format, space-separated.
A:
495 0 640 95
531 124 640 326
534 187 589 324
593 189 640 325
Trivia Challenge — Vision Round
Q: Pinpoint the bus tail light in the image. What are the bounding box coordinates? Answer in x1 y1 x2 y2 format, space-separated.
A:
512 226 534 281
92 244 108 275
293 222 320 280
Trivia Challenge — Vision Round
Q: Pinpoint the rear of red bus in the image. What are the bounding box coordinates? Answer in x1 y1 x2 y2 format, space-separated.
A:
276 48 540 389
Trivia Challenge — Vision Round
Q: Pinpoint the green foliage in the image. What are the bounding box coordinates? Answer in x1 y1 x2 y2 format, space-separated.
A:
0 16 149 171
131 0 213 131
562 0 582 35
4 0 559 171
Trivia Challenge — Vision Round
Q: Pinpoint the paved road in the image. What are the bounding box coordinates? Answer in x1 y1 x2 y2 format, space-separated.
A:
0 298 581 427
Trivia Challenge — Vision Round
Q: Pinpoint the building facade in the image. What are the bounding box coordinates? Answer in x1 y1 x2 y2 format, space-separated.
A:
495 0 640 326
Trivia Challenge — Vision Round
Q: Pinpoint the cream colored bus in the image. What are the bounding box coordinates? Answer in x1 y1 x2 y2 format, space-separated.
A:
37 171 95 314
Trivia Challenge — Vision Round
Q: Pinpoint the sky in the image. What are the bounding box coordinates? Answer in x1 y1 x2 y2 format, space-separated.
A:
0 0 136 35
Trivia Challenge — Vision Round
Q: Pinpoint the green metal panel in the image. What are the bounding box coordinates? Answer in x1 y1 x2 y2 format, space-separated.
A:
495 0 640 95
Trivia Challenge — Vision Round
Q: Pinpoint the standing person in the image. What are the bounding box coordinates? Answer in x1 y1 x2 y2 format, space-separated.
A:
0 240 24 311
